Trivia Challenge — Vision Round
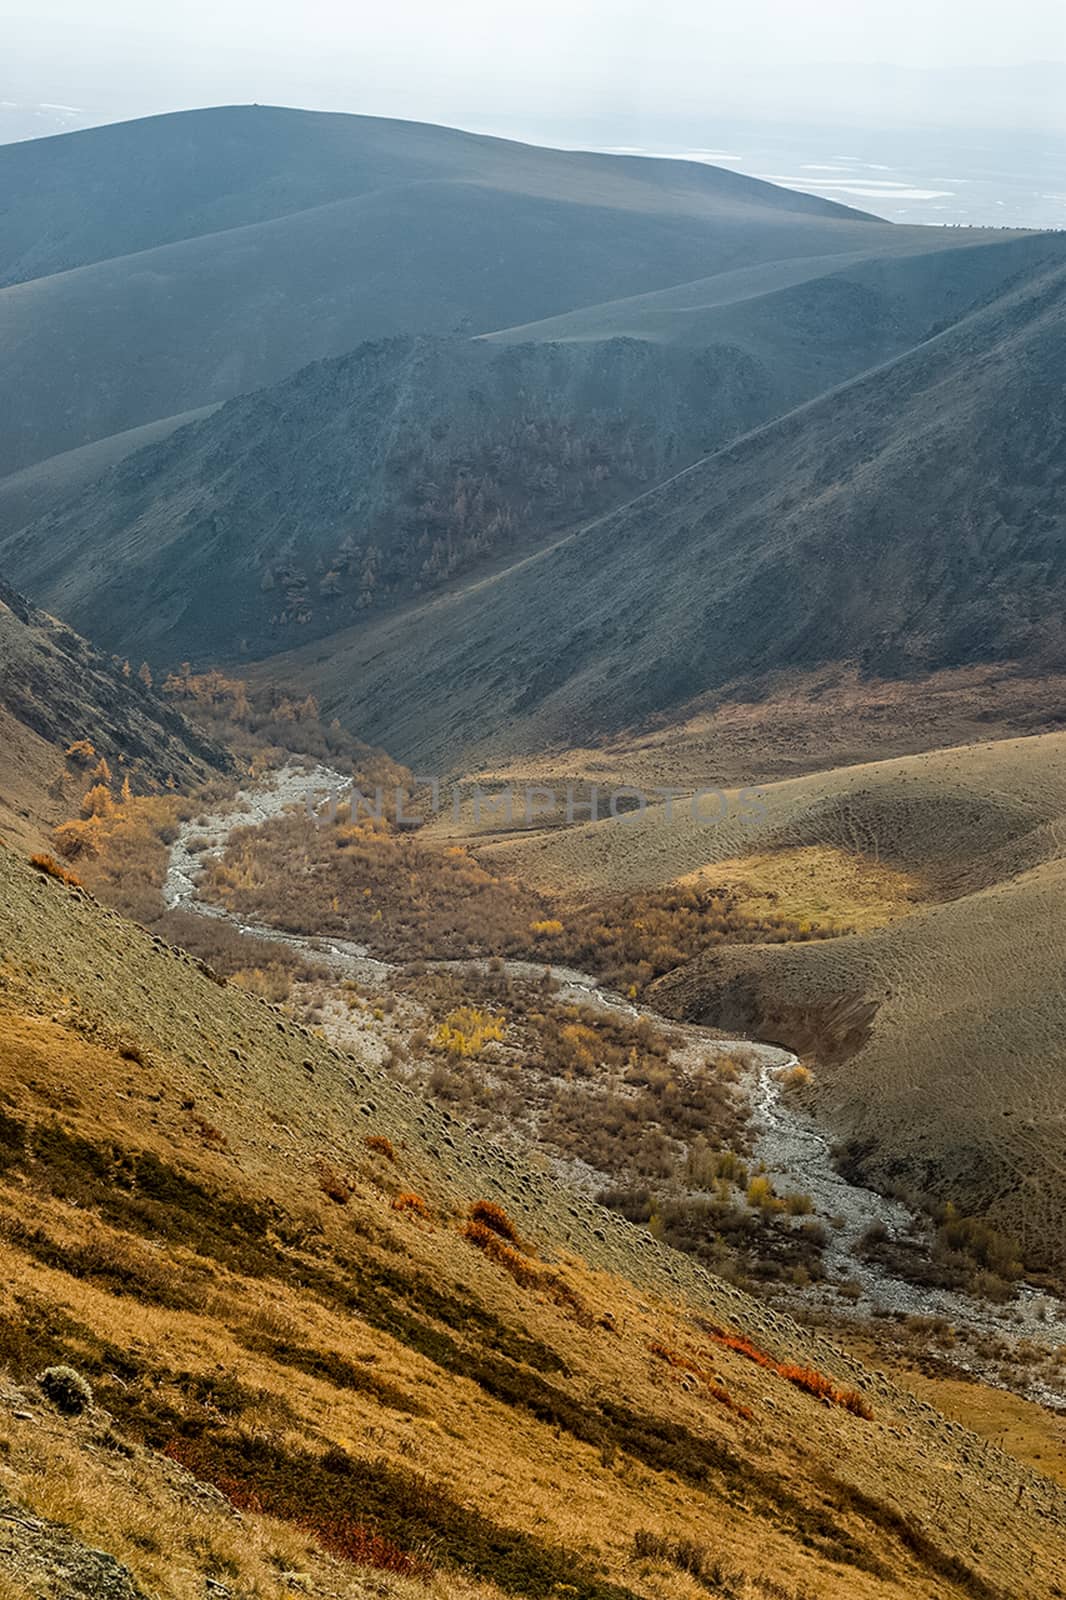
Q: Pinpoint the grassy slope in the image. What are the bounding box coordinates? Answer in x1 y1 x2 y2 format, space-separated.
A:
485 232 1062 351
0 840 1064 1598
468 729 1066 1269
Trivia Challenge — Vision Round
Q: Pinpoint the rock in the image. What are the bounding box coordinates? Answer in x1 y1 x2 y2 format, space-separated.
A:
37 1365 93 1416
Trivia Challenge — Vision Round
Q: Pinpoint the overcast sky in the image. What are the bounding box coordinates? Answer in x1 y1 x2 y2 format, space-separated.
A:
6 0 1066 141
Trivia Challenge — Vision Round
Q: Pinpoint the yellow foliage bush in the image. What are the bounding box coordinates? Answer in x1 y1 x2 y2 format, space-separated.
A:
431 1006 506 1058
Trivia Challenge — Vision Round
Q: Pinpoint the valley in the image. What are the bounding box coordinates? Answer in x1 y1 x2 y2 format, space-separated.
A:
1 89 1065 1600
153 760 1066 1408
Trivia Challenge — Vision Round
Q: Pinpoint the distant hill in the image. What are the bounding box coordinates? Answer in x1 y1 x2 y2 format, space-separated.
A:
253 254 1066 769
0 105 903 476
0 104 874 289
486 232 1064 353
0 576 230 853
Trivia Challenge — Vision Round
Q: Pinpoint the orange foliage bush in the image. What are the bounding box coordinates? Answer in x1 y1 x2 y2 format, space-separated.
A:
468 1199 521 1245
700 1323 874 1419
648 1340 754 1421
365 1134 397 1163
462 1221 541 1288
391 1191 431 1220
29 853 82 888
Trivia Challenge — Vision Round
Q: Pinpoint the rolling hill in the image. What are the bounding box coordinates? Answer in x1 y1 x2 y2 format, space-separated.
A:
247 251 1066 770
463 728 1066 1275
0 104 909 477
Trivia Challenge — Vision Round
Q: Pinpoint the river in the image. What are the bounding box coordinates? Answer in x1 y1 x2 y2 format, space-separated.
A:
164 763 1066 1406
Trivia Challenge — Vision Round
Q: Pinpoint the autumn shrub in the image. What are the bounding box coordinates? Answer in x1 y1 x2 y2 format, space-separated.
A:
647 1341 754 1421
699 1324 873 1419
64 739 96 766
364 1134 397 1163
463 1221 542 1287
29 853 82 888
391 1192 431 1220
162 1437 431 1579
431 1006 506 1058
317 1163 352 1205
468 1200 521 1245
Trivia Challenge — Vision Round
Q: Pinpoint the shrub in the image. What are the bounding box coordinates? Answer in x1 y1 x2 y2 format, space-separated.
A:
838 1388 875 1420
391 1192 431 1220
468 1200 521 1244
462 1222 542 1288
29 853 81 888
64 739 96 766
700 1323 873 1420
647 1341 754 1421
431 1006 506 1058
365 1134 397 1163
38 1364 93 1415
317 1163 352 1205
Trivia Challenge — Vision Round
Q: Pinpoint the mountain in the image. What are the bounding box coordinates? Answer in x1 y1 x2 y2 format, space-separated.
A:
6 230 1063 666
0 336 773 662
0 104 908 477
247 252 1066 769
0 576 231 853
0 104 874 290
1 837 1064 1597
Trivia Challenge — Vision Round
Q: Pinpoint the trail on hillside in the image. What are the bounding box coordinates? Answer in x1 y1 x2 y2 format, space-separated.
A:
165 764 1066 1405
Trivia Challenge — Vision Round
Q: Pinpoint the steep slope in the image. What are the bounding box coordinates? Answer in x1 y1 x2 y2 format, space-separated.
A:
0 105 901 476
0 405 221 533
0 336 781 662
0 577 231 854
10 227 1064 665
0 840 1064 1597
258 255 1066 769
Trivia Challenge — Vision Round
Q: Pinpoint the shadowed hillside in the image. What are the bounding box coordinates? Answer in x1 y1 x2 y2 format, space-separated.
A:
9 232 1064 665
0 105 906 476
0 337 776 662
0 577 231 854
255 255 1066 770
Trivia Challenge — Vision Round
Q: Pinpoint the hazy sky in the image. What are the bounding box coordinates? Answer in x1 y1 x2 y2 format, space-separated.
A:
7 0 1066 139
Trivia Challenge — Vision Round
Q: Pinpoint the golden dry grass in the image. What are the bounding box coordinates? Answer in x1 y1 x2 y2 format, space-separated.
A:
0 840 1064 1600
